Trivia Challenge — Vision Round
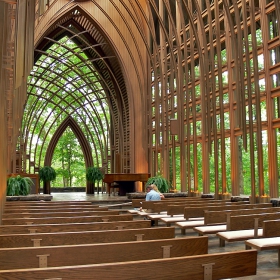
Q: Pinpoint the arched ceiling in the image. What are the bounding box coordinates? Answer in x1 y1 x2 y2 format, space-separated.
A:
21 6 130 173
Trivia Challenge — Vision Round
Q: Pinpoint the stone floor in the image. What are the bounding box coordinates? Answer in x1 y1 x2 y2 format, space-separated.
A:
51 192 130 203
51 192 280 280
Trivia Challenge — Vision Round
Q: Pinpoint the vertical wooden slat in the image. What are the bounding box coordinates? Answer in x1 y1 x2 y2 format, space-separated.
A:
0 1 8 224
259 0 278 198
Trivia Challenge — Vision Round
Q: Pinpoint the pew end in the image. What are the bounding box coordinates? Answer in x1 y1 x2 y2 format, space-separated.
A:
245 237 280 267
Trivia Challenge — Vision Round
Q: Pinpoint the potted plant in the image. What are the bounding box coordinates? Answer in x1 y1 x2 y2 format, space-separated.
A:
146 175 171 193
39 166 57 194
86 166 104 194
7 175 34 196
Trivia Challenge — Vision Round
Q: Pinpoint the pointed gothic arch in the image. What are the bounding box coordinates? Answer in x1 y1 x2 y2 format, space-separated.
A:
44 116 94 194
33 5 131 173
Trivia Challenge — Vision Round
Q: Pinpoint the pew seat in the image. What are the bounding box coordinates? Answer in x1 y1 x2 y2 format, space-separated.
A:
175 219 205 234
193 224 227 236
245 237 280 266
245 219 280 266
147 214 183 226
128 210 167 216
159 216 187 227
217 229 263 247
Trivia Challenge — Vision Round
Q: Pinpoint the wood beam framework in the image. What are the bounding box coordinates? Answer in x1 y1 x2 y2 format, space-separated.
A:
0 0 280 201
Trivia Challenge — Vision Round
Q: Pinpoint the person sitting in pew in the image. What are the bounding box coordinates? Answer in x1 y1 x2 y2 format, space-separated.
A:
145 184 162 201
141 184 163 226
139 184 162 212
151 185 165 199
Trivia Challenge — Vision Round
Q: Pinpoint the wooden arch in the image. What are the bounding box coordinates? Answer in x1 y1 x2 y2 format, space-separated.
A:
43 116 94 194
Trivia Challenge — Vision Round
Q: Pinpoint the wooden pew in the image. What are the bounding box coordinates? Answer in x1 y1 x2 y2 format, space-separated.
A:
4 202 97 208
0 220 152 234
262 219 280 238
141 198 217 214
153 200 236 215
130 201 210 221
204 207 279 225
131 196 210 208
0 250 258 280
5 201 94 206
135 200 237 220
2 210 120 218
0 227 175 248
193 207 280 236
4 206 109 214
100 202 132 210
184 203 273 220
156 202 245 229
156 201 249 226
167 201 248 217
157 205 234 228
141 197 215 207
2 214 134 225
145 201 246 227
228 212 280 231
217 212 280 247
175 203 274 234
146 213 186 226
132 198 145 208
4 204 103 211
0 236 208 269
245 220 280 266
5 201 131 211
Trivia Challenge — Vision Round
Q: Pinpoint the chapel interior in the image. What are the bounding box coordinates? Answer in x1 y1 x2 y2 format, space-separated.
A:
1 1 280 278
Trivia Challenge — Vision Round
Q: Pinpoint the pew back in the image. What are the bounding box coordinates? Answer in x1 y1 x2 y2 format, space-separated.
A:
5 201 94 206
184 203 273 220
143 200 232 214
0 250 258 280
228 212 280 231
4 207 108 214
4 204 99 209
0 220 152 234
0 227 176 248
2 214 133 225
0 236 208 269
204 207 280 225
262 219 280 237
2 210 120 218
141 197 216 208
167 201 248 216
131 197 212 208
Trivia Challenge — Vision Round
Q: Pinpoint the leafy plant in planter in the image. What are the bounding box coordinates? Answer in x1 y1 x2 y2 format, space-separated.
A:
86 166 104 192
7 175 34 196
39 166 57 194
146 175 171 193
39 166 57 182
